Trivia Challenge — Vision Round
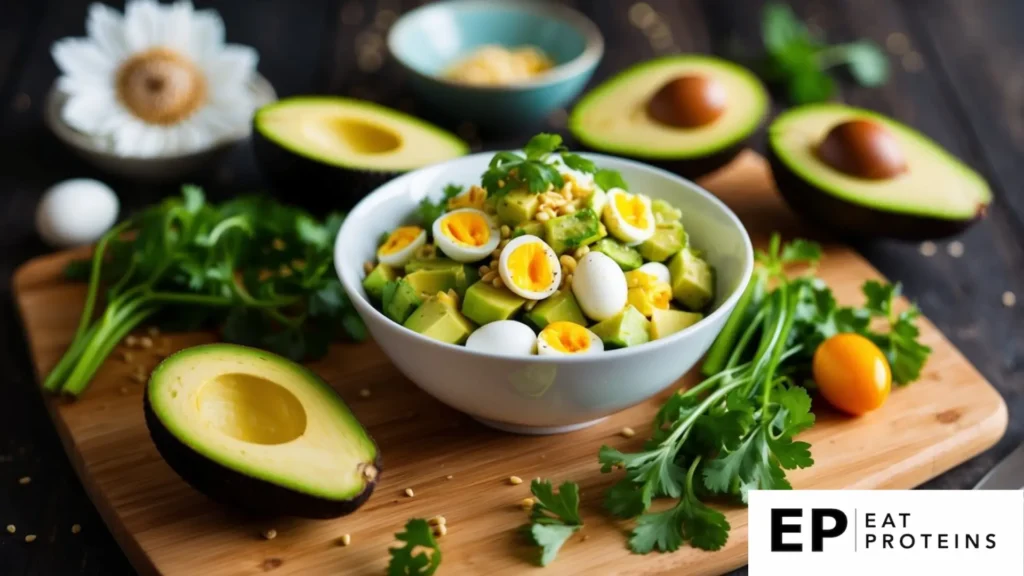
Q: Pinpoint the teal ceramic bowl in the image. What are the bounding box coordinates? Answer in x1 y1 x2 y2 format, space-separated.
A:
387 0 603 133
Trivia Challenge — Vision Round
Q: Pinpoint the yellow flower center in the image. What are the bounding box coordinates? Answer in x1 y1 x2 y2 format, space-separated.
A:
116 48 207 125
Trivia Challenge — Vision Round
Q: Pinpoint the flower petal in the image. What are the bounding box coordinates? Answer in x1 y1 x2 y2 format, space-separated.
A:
61 90 117 134
134 125 167 157
124 0 163 52
112 117 146 156
188 9 225 61
52 38 115 84
202 44 258 89
160 1 194 55
206 89 254 129
86 2 127 62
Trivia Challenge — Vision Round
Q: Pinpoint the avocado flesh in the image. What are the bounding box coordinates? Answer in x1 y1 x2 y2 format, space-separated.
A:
253 96 468 211
513 221 546 238
383 279 422 324
569 55 769 179
404 294 475 344
652 308 703 339
496 190 541 226
404 268 457 299
768 104 992 240
524 290 587 330
362 263 397 302
461 281 525 325
544 208 602 254
591 238 643 271
144 343 379 519
669 248 714 311
639 222 687 263
590 305 651 349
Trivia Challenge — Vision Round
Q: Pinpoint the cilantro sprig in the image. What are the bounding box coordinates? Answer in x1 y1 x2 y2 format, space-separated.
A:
520 479 583 566
387 518 442 576
481 133 625 197
758 2 889 103
418 183 463 229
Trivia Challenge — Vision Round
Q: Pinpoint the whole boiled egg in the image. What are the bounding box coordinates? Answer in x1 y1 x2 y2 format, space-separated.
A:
377 225 427 266
433 208 500 262
466 320 537 356
536 321 604 356
571 251 628 321
637 262 671 285
498 235 561 300
36 178 119 249
603 188 655 246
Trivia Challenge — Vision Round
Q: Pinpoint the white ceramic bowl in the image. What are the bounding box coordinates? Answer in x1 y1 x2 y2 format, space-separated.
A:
335 153 753 434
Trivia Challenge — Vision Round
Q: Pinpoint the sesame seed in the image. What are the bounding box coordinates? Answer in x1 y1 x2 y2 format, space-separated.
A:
428 515 446 526
71 524 81 534
6 525 14 534
520 498 535 510
262 529 277 540
339 533 351 546
24 534 35 543
18 476 30 485
139 336 154 349
359 388 371 398
433 524 448 537
508 475 523 485
947 241 965 258
620 426 636 438
1003 291 1017 307
918 241 937 257
404 488 415 497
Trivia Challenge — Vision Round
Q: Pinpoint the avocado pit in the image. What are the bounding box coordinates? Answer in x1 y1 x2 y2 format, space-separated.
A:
816 119 907 180
646 74 727 129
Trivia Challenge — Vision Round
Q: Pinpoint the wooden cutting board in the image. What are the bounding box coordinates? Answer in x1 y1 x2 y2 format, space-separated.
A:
12 151 1008 576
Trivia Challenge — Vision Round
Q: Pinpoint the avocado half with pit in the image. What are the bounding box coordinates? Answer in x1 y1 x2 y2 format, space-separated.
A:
569 55 769 179
254 96 468 212
144 343 379 519
767 103 992 240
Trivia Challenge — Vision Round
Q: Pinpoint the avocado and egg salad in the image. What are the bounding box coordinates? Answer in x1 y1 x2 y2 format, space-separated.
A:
362 134 714 355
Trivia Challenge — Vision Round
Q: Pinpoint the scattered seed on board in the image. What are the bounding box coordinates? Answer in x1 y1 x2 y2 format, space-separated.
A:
339 533 351 546
1003 291 1017 307
620 427 636 438
262 529 277 540
5 525 14 534
508 475 523 485
404 488 415 498
71 524 81 534
428 515 446 526
24 534 35 543
119 386 130 395
359 388 371 398
433 524 448 537
445 475 454 480
139 336 154 349
18 476 30 485
520 498 535 510
125 335 138 347
918 241 937 257
947 241 964 258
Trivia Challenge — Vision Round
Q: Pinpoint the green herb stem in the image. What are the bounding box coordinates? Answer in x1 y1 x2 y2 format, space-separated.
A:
702 272 764 376
62 306 156 397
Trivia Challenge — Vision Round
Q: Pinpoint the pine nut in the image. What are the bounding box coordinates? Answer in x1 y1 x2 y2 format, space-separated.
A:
536 211 551 222
500 225 511 238
491 277 504 288
620 427 636 438
479 265 490 275
573 246 590 259
481 271 498 283
508 475 523 485
559 255 577 270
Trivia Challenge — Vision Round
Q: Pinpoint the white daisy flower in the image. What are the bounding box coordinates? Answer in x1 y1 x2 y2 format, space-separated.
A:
51 0 259 158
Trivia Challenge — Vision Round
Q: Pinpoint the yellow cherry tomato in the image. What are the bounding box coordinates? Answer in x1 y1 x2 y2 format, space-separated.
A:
812 333 892 416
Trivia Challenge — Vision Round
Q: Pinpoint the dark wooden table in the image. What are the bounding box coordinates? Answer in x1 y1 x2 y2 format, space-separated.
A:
0 1 1020 574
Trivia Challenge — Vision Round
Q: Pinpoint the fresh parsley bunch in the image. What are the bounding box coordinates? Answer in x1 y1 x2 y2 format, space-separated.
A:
48 186 366 397
481 133 627 198
758 2 889 103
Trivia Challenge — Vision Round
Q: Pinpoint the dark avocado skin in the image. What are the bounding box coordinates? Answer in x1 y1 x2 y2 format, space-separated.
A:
647 141 747 181
143 391 380 519
252 125 397 215
767 146 983 241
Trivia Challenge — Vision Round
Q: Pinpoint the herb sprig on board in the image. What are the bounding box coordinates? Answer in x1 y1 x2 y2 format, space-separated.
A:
520 479 584 567
47 186 366 397
387 518 442 576
481 133 625 197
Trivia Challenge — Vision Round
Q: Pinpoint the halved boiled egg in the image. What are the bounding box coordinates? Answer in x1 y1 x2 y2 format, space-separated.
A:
466 320 537 356
536 321 604 356
498 235 561 300
603 188 655 246
433 208 500 262
377 225 427 266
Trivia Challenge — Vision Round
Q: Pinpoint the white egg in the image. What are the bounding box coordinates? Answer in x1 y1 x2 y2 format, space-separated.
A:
35 178 119 249
602 188 655 246
465 320 537 356
536 321 604 356
637 262 672 285
432 208 500 263
498 235 561 300
377 226 427 267
571 251 628 321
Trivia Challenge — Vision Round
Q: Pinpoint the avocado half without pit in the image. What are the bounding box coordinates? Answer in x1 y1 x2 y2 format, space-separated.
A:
569 55 769 179
144 343 379 519
767 104 992 240
254 96 468 213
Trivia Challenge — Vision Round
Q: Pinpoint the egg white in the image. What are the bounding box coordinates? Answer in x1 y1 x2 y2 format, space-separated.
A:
603 188 656 246
498 235 562 300
377 227 427 267
572 251 628 321
536 322 604 356
466 320 537 356
637 262 672 285
432 208 501 263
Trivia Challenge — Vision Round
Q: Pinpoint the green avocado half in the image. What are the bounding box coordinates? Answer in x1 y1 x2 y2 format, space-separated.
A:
569 55 769 179
254 96 468 213
144 343 379 519
767 103 992 240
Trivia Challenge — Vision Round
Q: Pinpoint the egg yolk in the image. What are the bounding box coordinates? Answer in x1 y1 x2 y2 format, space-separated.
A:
379 226 423 255
506 241 554 292
440 212 490 246
540 322 592 354
447 186 488 210
614 193 650 229
626 270 672 316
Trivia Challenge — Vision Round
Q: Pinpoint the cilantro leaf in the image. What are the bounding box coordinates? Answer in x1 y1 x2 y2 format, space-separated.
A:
594 168 629 192
387 518 441 576
629 460 731 553
418 183 463 229
480 133 568 197
839 41 890 87
560 152 596 174
524 133 565 159
780 238 823 265
855 281 932 385
521 479 583 566
528 524 578 566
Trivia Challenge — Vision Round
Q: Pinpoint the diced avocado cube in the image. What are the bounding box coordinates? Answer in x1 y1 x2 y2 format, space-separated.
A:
404 258 477 296
512 221 546 238
405 257 457 274
639 222 687 263
404 292 475 345
461 281 526 325
591 238 643 271
589 305 651 349
543 208 602 254
651 308 703 340
668 248 714 311
405 268 457 299
652 199 682 225
362 263 397 302
496 190 541 226
584 187 607 215
383 279 422 324
524 290 587 330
